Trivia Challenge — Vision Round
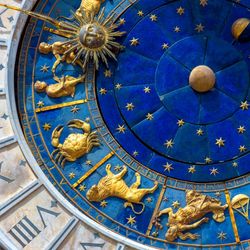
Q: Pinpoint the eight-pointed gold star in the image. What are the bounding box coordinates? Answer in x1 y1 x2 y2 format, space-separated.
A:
163 162 174 172
130 37 139 46
205 157 212 163
195 23 205 33
40 64 50 72
240 101 249 110
146 113 154 120
150 14 157 21
232 162 238 167
197 128 204 136
217 231 227 240
239 145 247 152
115 83 122 90
37 100 44 108
177 119 185 127
119 18 126 25
137 10 144 17
100 200 108 208
116 124 126 133
126 103 135 111
104 70 112 78
238 126 246 134
200 0 208 7
144 86 151 93
215 137 225 147
69 172 76 179
79 184 86 192
99 88 107 95
162 43 169 50
127 215 136 225
210 168 219 176
43 123 51 131
174 26 181 32
164 139 174 148
176 6 185 15
188 165 196 173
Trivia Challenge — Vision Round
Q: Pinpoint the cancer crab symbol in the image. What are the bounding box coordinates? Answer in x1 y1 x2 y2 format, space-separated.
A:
51 119 100 167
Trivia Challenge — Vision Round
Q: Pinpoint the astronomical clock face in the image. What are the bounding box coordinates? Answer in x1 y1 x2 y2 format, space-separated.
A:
0 0 250 249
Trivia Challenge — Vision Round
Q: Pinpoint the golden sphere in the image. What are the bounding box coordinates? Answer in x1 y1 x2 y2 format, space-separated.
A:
189 65 216 93
232 18 250 40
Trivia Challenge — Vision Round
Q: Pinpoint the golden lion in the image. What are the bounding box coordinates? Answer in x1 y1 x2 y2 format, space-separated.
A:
158 190 228 242
86 164 158 214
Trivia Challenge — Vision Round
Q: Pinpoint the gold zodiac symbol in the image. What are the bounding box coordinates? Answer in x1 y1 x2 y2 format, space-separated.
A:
86 164 158 214
157 190 228 242
34 75 85 98
51 119 100 168
231 194 250 224
39 42 83 76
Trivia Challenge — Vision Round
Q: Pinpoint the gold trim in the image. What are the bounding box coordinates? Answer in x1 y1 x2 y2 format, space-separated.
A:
225 190 240 243
72 151 115 188
35 99 88 113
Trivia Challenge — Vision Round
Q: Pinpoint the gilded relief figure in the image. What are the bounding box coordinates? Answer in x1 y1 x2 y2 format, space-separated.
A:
76 0 105 20
39 42 83 76
157 190 228 242
34 75 85 98
87 164 158 214
51 119 100 168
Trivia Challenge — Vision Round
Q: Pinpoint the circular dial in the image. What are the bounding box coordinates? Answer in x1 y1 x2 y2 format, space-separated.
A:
14 0 250 248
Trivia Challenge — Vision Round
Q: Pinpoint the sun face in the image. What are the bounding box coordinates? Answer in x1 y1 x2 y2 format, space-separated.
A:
0 3 125 70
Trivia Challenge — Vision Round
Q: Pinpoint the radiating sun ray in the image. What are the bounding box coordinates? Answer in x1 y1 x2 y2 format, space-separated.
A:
0 3 125 70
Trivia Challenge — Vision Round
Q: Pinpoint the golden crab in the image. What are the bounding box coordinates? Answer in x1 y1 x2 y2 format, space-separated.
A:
51 119 100 167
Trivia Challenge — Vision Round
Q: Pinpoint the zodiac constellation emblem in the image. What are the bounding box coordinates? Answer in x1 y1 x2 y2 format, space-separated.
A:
155 190 228 242
51 119 100 168
231 194 250 224
86 164 158 214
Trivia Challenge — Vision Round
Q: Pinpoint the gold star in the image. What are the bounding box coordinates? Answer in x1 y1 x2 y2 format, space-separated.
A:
144 86 151 93
79 184 86 192
43 123 51 131
188 165 196 173
217 232 227 240
163 162 173 172
196 128 204 136
100 200 108 208
119 18 126 25
215 137 225 147
177 119 185 127
40 64 50 72
133 151 139 157
232 162 238 167
71 106 80 113
114 165 122 171
104 70 112 77
137 10 144 17
210 168 219 176
37 101 44 108
205 157 212 163
99 88 107 95
116 124 126 133
240 101 249 110
172 201 180 209
146 113 154 121
238 126 246 134
200 0 208 7
127 215 136 225
85 117 90 122
130 37 139 46
150 14 157 21
174 26 181 32
85 160 92 165
195 23 205 33
146 197 153 203
69 172 75 179
162 43 169 50
176 6 185 15
215 191 221 197
239 145 247 152
126 103 135 111
164 139 174 148
115 83 122 90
